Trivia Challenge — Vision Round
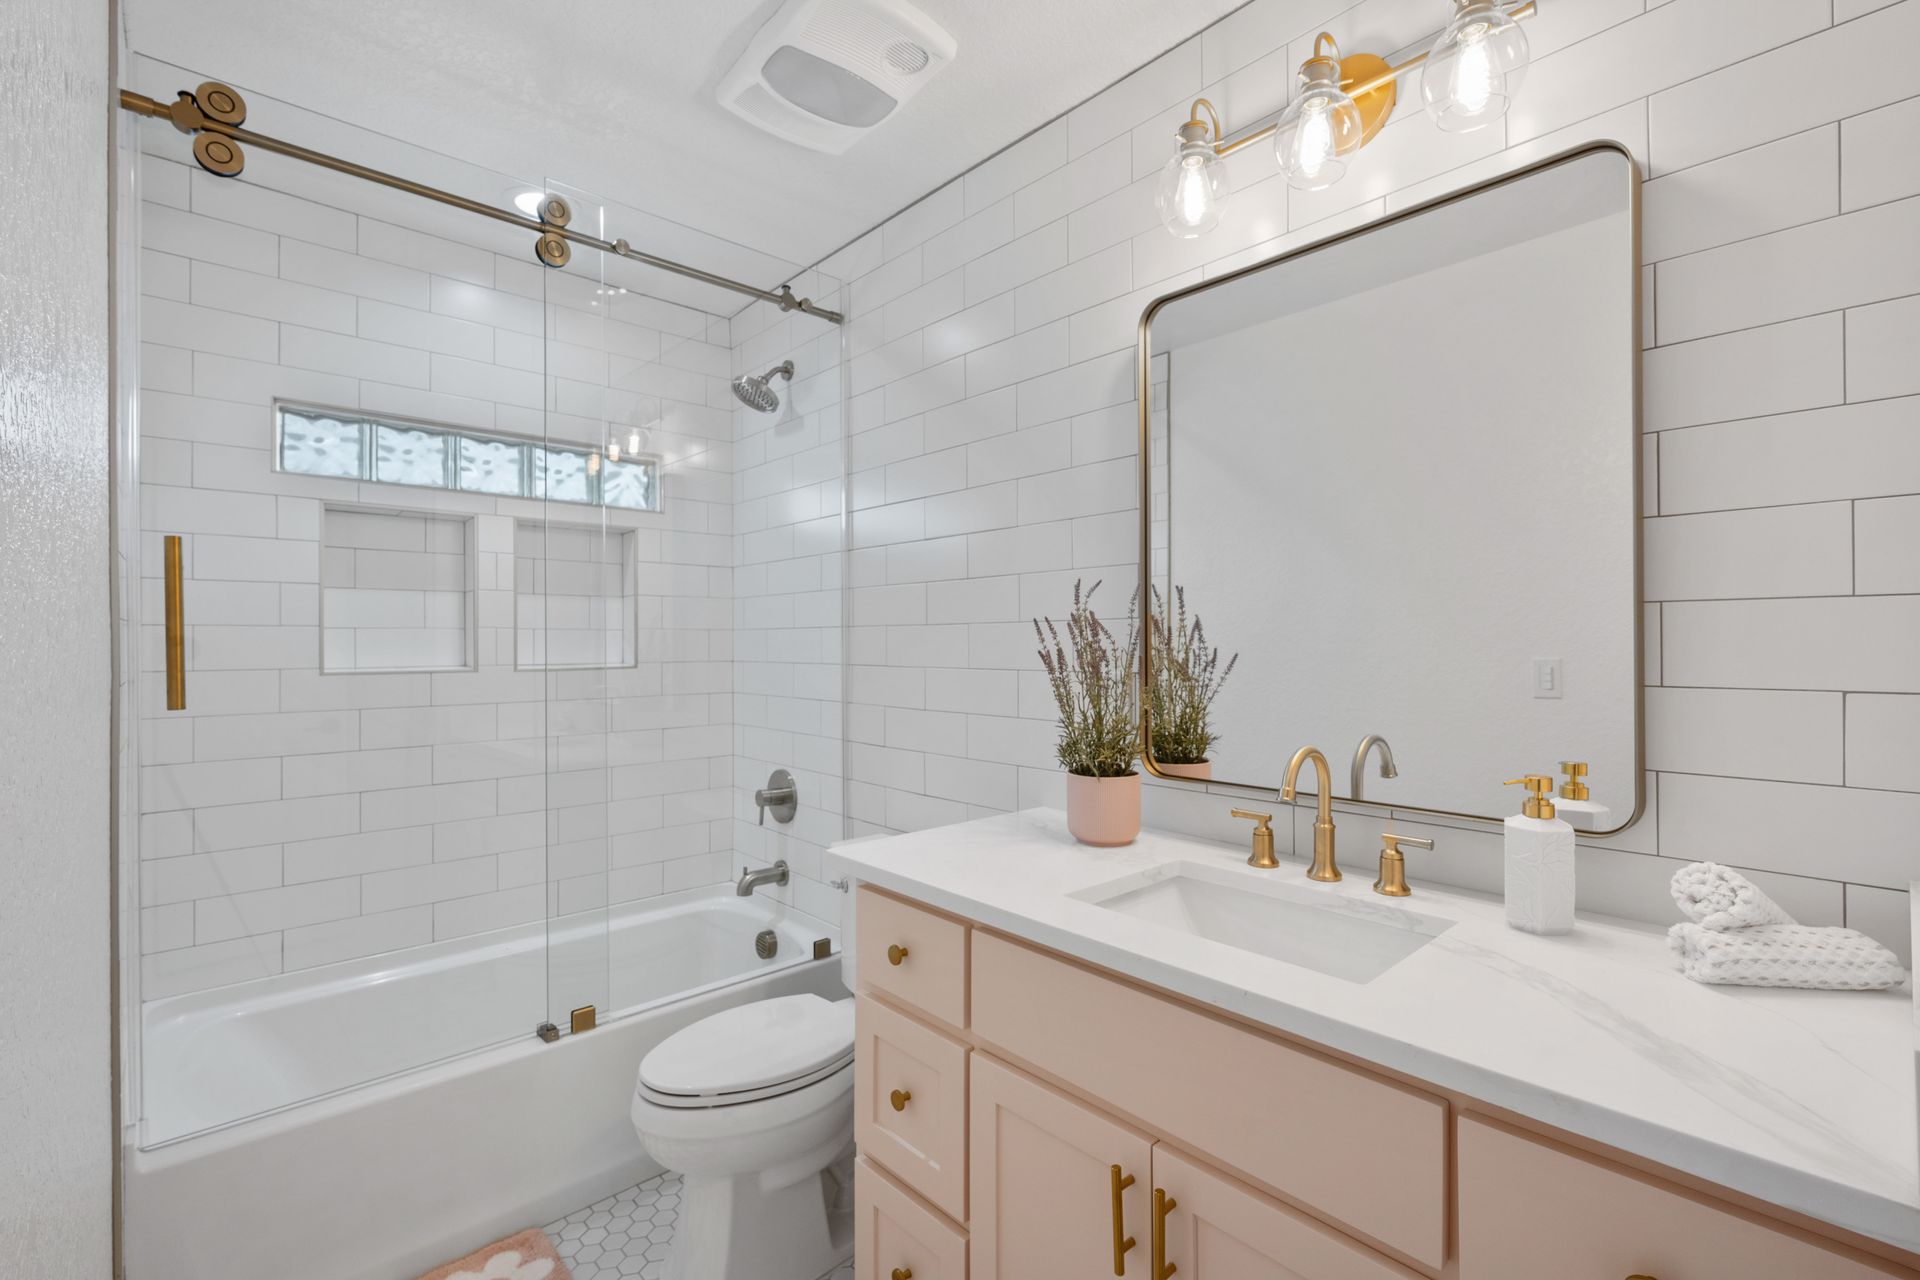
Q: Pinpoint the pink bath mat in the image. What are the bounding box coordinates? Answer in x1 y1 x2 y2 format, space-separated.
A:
416 1228 571 1280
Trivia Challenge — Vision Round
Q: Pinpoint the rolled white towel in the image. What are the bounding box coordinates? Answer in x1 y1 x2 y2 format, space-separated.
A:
1669 861 1796 931
1668 922 1906 991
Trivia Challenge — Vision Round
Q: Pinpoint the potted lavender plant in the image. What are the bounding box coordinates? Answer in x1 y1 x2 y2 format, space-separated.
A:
1147 585 1237 781
1035 579 1141 846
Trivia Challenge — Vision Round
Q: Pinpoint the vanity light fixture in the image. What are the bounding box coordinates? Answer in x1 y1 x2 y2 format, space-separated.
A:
1154 0 1536 234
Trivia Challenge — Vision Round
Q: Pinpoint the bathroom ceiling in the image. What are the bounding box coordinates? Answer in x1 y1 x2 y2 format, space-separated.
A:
123 0 1246 287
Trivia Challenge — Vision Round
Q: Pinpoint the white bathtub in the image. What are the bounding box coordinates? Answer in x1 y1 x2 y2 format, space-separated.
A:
125 886 844 1280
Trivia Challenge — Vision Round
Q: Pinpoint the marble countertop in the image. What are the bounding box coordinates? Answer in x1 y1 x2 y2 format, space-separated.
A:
827 809 1919 1253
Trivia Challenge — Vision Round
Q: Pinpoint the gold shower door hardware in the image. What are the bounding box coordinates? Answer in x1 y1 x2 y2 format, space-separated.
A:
570 1005 597 1035
115 84 843 323
164 534 185 710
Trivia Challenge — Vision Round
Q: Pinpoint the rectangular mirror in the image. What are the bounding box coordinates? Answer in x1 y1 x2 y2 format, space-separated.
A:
1140 144 1642 831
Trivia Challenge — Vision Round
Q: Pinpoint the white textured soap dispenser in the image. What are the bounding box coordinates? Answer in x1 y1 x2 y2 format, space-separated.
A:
1552 760 1611 830
1503 773 1575 935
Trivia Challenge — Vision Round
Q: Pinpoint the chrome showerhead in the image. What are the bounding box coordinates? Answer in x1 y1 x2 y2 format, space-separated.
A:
731 360 795 413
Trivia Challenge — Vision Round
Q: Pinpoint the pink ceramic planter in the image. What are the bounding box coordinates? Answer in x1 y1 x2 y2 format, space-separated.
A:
1065 772 1141 846
1155 760 1212 781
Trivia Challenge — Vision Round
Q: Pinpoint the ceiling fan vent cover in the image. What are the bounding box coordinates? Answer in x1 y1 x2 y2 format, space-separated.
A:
719 0 957 153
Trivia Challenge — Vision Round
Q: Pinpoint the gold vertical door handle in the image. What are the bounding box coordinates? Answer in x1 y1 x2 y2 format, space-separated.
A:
887 943 909 965
1109 1164 1137 1275
1152 1186 1178 1280
164 534 186 710
889 1088 911 1111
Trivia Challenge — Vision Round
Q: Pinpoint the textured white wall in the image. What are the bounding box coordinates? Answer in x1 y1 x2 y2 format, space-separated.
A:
0 0 114 1274
784 0 1920 960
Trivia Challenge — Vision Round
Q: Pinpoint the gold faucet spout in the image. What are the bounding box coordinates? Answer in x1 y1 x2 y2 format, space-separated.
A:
1282 746 1340 882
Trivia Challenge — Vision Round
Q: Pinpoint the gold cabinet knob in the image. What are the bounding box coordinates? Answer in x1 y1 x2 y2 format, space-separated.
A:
890 1088 912 1111
891 1270 913 1280
887 943 909 966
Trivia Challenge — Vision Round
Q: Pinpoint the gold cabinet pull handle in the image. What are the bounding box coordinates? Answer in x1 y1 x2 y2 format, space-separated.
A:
891 1270 913 1280
889 1088 911 1112
887 943 909 965
164 535 186 710
1110 1164 1137 1275
1152 1187 1178 1280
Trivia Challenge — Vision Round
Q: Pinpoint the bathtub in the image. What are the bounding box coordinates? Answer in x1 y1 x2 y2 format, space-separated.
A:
124 886 844 1280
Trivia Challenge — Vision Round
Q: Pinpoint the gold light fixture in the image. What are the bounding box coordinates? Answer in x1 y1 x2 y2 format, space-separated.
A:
1157 0 1536 234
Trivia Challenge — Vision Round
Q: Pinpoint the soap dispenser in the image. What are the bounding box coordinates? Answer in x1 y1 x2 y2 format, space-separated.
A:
1553 760 1611 831
1503 773 1575 935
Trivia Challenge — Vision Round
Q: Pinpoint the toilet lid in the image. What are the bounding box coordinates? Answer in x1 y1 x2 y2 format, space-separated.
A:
639 994 854 1101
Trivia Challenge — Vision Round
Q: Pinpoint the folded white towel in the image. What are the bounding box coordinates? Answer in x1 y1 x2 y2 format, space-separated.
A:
1668 922 1906 991
1669 861 1796 931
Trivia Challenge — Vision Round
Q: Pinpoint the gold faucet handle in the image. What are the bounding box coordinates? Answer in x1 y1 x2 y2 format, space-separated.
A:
1230 808 1279 870
1374 833 1433 897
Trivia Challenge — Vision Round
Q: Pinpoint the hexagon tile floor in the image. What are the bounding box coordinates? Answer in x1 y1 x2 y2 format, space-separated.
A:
542 1170 855 1280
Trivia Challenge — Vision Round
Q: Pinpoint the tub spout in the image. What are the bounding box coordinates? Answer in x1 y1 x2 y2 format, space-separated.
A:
736 860 790 896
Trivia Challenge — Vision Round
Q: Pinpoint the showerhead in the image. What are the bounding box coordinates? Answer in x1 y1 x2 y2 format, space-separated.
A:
731 360 795 413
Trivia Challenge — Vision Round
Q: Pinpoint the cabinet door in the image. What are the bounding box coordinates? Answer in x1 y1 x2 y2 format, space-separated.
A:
1150 1145 1422 1280
970 1053 1154 1280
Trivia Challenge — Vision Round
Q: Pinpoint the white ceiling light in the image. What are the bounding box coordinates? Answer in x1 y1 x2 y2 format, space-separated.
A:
719 0 957 154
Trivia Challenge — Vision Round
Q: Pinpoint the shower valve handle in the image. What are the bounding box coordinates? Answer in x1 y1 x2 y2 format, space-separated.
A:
754 768 798 825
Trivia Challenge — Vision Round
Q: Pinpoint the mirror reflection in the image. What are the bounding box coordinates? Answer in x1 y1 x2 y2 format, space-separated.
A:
1144 146 1641 827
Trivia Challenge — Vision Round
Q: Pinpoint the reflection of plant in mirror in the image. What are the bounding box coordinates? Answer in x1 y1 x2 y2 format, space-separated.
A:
1148 585 1238 765
1035 580 1140 778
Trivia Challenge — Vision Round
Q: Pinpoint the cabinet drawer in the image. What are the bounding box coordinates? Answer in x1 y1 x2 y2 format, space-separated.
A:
855 1157 966 1280
970 931 1448 1269
1459 1115 1916 1279
858 887 968 1027
856 994 968 1222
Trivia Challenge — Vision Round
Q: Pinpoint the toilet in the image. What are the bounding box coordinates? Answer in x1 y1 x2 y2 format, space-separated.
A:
630 908 859 1280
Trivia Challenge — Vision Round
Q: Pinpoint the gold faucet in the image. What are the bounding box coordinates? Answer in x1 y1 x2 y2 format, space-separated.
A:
1281 746 1340 882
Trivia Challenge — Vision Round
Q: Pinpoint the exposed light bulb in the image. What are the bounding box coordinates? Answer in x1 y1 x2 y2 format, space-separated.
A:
608 442 621 462
628 430 643 455
1296 101 1334 182
1423 2 1529 132
1156 126 1228 238
1452 26 1495 115
1275 74 1362 192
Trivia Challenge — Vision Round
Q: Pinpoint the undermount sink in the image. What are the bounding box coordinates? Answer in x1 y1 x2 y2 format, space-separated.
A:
1070 860 1453 984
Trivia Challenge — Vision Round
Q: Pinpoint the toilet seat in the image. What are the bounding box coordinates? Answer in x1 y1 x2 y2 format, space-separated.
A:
638 994 854 1109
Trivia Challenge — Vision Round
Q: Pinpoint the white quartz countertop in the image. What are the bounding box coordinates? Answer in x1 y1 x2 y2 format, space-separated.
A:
826 809 1919 1253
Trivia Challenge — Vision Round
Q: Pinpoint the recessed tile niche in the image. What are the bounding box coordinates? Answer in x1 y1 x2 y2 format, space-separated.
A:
321 506 475 673
514 522 638 670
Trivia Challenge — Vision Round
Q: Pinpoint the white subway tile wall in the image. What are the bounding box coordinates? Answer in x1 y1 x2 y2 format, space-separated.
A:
137 142 741 1002
728 275 849 927
791 0 1920 961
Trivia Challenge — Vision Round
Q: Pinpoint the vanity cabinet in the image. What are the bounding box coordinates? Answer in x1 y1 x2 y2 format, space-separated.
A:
968 1053 1153 1280
851 885 1920 1280
1457 1115 1910 1279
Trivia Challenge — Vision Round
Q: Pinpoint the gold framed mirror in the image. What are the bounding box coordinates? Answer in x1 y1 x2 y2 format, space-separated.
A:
1136 143 1644 834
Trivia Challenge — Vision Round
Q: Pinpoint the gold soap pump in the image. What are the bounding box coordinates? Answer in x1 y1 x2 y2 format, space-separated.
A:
1504 773 1557 819
1501 771 1576 935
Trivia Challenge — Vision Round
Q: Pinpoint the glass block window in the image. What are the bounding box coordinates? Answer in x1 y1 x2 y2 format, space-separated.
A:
532 446 592 504
374 423 451 487
600 458 656 511
458 435 525 496
280 410 364 478
275 403 660 512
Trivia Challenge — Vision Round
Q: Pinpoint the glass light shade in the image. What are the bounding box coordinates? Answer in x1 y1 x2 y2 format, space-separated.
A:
1274 84 1364 191
1156 142 1229 238
1421 3 1530 132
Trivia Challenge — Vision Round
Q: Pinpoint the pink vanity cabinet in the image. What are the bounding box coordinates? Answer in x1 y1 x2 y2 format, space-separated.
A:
850 885 1920 1280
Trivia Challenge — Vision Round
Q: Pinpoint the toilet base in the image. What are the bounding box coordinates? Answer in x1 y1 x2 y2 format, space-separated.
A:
667 1162 852 1280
